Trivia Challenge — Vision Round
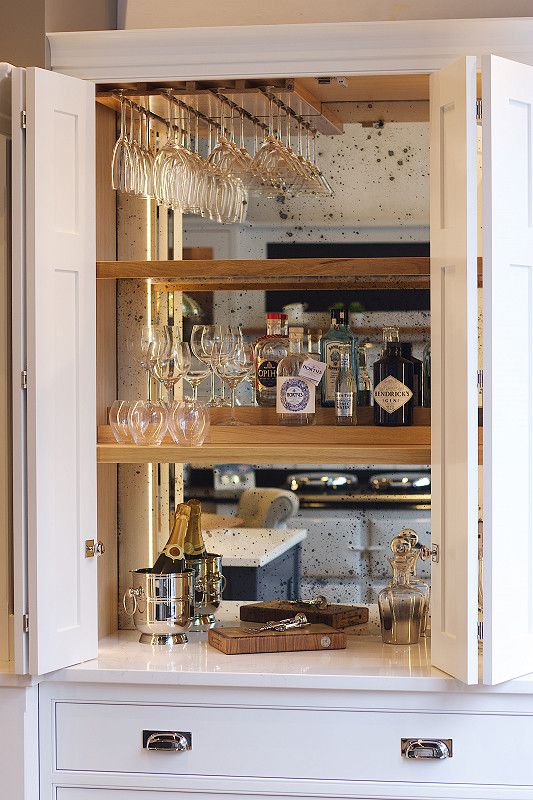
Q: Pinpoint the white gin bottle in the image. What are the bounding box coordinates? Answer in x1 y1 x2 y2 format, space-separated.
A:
335 346 357 425
276 327 315 426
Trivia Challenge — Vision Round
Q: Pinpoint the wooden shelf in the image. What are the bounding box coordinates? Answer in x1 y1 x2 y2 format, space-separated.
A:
97 256 484 291
98 408 432 465
97 256 432 291
98 423 431 465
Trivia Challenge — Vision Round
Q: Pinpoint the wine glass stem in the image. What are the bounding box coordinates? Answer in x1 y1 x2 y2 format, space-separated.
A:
209 368 217 403
166 383 174 405
229 384 237 423
192 384 198 402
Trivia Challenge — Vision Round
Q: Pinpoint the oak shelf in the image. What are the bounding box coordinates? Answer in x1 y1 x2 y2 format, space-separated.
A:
98 407 432 465
96 256 484 291
97 423 432 465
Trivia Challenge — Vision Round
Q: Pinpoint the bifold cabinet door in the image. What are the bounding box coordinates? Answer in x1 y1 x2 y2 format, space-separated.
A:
22 68 96 675
430 57 479 684
482 55 533 685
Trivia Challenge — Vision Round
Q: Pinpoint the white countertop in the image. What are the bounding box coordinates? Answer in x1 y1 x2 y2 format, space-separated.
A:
46 602 457 692
203 527 307 567
6 602 533 694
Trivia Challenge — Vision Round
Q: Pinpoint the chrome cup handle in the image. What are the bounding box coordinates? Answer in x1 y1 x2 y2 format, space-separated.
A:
123 587 145 616
219 574 227 593
122 589 137 616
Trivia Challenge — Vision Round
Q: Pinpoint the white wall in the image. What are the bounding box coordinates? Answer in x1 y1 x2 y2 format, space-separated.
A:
119 0 533 29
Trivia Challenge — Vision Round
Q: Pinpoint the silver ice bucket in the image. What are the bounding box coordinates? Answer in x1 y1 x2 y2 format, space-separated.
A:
123 568 194 645
185 554 225 630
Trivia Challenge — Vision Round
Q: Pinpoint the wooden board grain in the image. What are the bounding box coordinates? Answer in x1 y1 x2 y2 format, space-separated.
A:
208 624 347 655
239 601 369 629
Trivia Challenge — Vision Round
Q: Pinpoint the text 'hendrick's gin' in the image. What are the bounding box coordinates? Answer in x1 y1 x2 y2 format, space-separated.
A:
373 327 414 426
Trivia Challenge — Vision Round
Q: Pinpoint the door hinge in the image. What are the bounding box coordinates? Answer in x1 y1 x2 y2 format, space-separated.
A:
430 544 440 563
20 110 26 129
21 370 27 389
22 613 29 633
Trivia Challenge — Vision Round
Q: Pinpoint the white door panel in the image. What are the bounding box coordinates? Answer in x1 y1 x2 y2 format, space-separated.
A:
25 68 96 675
430 56 479 684
482 55 533 685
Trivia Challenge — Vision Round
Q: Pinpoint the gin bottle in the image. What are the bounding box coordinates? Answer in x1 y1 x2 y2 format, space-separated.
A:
254 313 288 407
422 342 431 407
320 309 358 407
357 346 372 406
373 326 414 426
399 342 423 406
334 346 357 425
276 327 315 425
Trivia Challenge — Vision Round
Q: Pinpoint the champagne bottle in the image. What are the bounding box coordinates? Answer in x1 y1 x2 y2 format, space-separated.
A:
184 499 208 559
151 503 191 574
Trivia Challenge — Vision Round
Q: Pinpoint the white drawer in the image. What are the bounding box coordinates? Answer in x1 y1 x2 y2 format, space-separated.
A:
55 701 533 786
56 791 290 800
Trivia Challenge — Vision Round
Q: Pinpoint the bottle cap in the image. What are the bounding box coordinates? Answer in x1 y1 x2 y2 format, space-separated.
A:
331 308 346 322
382 325 400 343
266 312 287 320
289 326 304 336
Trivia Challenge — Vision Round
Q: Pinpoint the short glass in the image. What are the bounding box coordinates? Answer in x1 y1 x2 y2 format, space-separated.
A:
169 401 210 447
127 400 168 445
109 400 133 443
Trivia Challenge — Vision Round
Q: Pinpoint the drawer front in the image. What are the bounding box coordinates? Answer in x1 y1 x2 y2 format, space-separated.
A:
55 701 533 786
56 791 287 800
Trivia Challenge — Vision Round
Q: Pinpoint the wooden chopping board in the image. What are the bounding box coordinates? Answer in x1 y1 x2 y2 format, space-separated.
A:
208 624 347 655
239 600 369 629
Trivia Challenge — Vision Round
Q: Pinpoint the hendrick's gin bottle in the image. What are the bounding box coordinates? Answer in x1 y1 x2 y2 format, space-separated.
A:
373 327 414 426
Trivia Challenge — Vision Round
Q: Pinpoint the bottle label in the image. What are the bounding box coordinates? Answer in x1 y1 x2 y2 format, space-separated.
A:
276 377 315 414
335 391 354 417
256 358 278 388
373 375 413 413
324 342 343 401
164 544 184 560
298 358 326 386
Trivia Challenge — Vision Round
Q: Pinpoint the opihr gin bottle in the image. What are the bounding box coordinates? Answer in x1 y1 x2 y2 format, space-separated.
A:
276 327 316 425
254 312 289 406
373 326 414 426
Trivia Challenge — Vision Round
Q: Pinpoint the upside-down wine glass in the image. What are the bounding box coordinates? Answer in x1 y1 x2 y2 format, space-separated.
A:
111 93 131 192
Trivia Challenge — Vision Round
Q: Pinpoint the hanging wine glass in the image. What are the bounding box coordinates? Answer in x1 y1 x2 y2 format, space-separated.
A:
111 93 132 192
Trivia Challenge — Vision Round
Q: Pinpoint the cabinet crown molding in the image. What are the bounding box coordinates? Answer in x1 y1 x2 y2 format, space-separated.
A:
48 18 533 82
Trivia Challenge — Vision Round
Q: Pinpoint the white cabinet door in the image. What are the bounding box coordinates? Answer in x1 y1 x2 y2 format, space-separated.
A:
482 55 533 685
430 57 479 684
1 62 31 675
22 68 96 675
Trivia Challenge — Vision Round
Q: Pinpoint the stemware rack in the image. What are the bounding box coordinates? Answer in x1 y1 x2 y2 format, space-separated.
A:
96 78 344 137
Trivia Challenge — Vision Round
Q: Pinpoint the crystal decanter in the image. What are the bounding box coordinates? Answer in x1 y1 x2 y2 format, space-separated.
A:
378 536 425 645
